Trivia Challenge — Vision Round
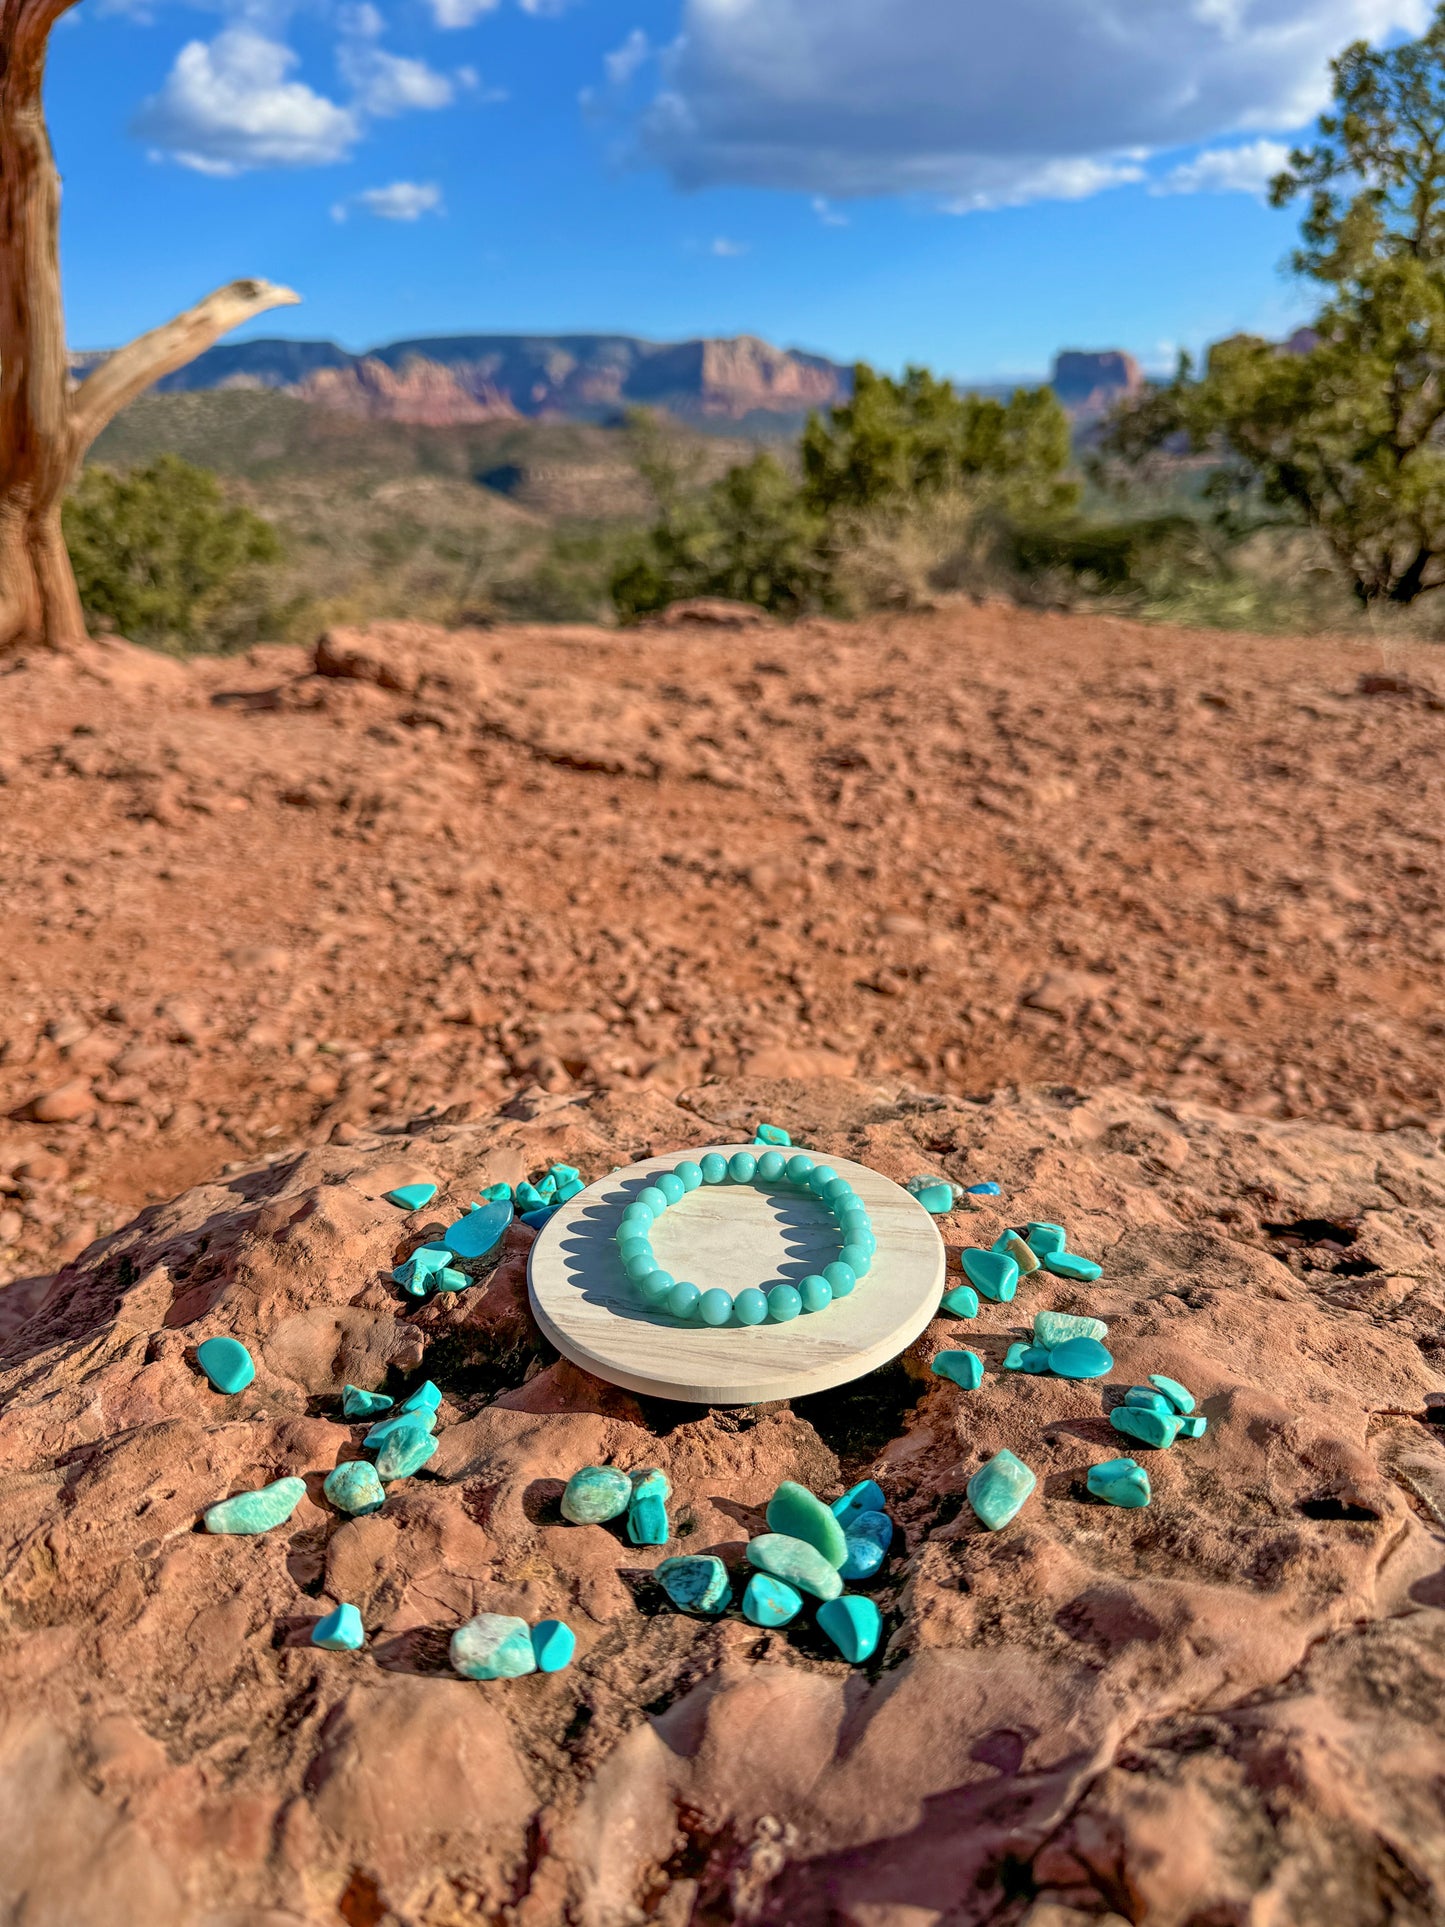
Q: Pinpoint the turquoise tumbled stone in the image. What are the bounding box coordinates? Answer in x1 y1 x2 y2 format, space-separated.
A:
384 1182 437 1212
1149 1374 1196 1415
941 1285 979 1319
915 1182 954 1215
831 1479 886 1525
755 1150 786 1182
966 1181 1002 1197
699 1288 733 1326
531 1619 576 1672
1048 1337 1113 1380
312 1603 365 1650
1087 1458 1151 1508
823 1261 857 1298
849 1508 893 1553
534 1175 558 1204
932 1349 984 1390
479 1183 513 1203
754 1122 792 1146
365 1408 436 1448
204 1477 307 1535
817 1594 881 1664
667 1280 702 1320
728 1151 758 1183
961 1249 1019 1303
561 1465 632 1524
746 1533 843 1600
1034 1311 1108 1346
656 1171 687 1206
376 1420 439 1482
993 1229 1041 1276
1124 1387 1175 1417
839 1243 872 1278
1110 1406 1183 1450
1025 1222 1068 1256
627 1492 669 1546
657 1555 731 1614
521 1206 557 1229
342 1384 393 1419
399 1380 441 1415
967 1450 1036 1530
700 1154 729 1184
1002 1341 1031 1371
434 1266 471 1290
799 1274 833 1313
444 1201 512 1267
324 1461 386 1516
1044 1252 1103 1283
451 1613 536 1680
734 1287 769 1325
393 1243 454 1296
638 1271 676 1307
784 1154 816 1186
630 1466 672 1502
1019 1346 1053 1373
839 1533 886 1582
674 1160 703 1191
742 1573 803 1626
549 1163 581 1186
515 1181 547 1212
766 1481 849 1566
768 1285 802 1322
1177 1413 1208 1439
553 1174 585 1204
196 1336 255 1395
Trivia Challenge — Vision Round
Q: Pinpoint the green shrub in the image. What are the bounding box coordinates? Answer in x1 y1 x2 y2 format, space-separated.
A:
64 454 284 650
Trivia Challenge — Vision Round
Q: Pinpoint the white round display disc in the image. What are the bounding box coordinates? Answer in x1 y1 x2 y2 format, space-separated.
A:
527 1144 946 1405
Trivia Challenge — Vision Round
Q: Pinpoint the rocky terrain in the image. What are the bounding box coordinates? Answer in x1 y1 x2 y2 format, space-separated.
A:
0 1070 1441 1925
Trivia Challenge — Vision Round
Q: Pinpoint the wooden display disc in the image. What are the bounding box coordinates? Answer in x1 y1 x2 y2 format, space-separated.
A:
527 1145 945 1405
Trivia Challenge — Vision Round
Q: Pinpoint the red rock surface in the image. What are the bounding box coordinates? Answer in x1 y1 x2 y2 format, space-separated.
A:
0 1073 1442 1925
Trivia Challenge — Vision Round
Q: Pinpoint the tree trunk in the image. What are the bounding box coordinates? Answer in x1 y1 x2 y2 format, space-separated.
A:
0 0 299 656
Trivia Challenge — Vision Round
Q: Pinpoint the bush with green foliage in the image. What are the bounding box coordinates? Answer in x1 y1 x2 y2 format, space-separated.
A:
64 454 283 648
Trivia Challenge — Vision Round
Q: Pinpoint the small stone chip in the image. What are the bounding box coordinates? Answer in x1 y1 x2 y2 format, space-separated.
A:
196 1336 255 1395
931 1349 984 1390
940 1284 980 1319
312 1603 365 1650
392 1243 455 1297
384 1182 437 1212
657 1555 732 1615
1024 1222 1068 1256
742 1573 803 1626
765 1481 848 1568
1043 1251 1103 1283
451 1613 536 1680
204 1477 307 1536
817 1594 881 1664
1086 1458 1151 1508
531 1619 576 1672
323 1461 386 1516
746 1533 844 1600
1110 1406 1183 1450
1177 1413 1209 1439
967 1450 1036 1530
341 1385 393 1419
561 1466 632 1525
364 1408 437 1449
399 1380 441 1415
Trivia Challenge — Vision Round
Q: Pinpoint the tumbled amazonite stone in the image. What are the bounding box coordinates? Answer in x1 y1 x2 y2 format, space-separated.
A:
932 1349 984 1390
1024 1222 1067 1256
323 1461 386 1516
817 1594 881 1664
961 1249 1018 1303
914 1182 954 1215
451 1613 537 1680
561 1465 632 1524
1034 1310 1108 1346
1018 1345 1053 1373
384 1182 437 1212
204 1477 307 1535
196 1336 255 1394
967 1450 1036 1531
365 1408 436 1449
831 1479 885 1526
376 1421 439 1482
1003 1341 1032 1371
627 1493 669 1546
1149 1374 1196 1415
754 1122 792 1146
993 1229 1041 1276
393 1243 455 1296
742 1573 803 1626
399 1380 441 1415
445 1201 513 1271
746 1533 843 1600
766 1481 848 1567
531 1618 576 1672
1047 1337 1113 1380
1043 1252 1103 1283
312 1602 365 1650
657 1555 731 1615
1087 1458 1151 1508
1110 1406 1183 1450
1124 1386 1175 1417
941 1284 979 1319
342 1384 393 1419
1177 1414 1209 1439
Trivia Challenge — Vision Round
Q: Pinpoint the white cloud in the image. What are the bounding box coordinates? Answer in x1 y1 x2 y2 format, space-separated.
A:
605 29 651 86
812 194 847 227
636 0 1427 205
335 179 445 219
133 28 359 174
427 0 498 25
710 235 747 256
1153 137 1292 196
339 42 455 115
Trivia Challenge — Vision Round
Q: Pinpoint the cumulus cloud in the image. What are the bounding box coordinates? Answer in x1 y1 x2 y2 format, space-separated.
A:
605 29 651 86
134 28 359 174
334 179 445 219
427 0 498 26
1153 138 1292 197
636 0 1426 204
709 235 747 255
338 42 456 115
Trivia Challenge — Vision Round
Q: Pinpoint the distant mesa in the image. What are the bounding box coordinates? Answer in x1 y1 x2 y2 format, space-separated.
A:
1049 349 1145 418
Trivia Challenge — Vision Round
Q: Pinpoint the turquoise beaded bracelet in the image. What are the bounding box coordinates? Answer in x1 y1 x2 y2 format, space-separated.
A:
614 1149 876 1327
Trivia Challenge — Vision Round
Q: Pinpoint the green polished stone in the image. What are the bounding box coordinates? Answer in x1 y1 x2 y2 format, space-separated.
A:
1034 1310 1108 1346
742 1573 803 1626
932 1349 984 1390
941 1284 979 1318
375 1420 439 1482
1149 1374 1196 1415
746 1533 843 1600
1047 1337 1113 1380
450 1612 536 1680
754 1122 792 1146
817 1593 881 1664
323 1461 386 1516
1110 1405 1183 1450
196 1336 255 1395
444 1201 512 1268
1124 1387 1175 1417
831 1479 886 1526
1177 1413 1209 1439
1024 1222 1068 1256
364 1408 436 1449
914 1181 955 1215
1087 1457 1152 1508
1019 1345 1053 1373
479 1183 513 1203
399 1380 441 1415
656 1555 732 1614
341 1385 393 1419
627 1468 671 1546
1043 1251 1103 1282
531 1619 576 1672
561 1466 632 1524
960 1248 1019 1302
765 1481 848 1567
839 1509 892 1582
384 1182 437 1212
312 1603 365 1650
993 1230 1041 1275
1002 1341 1032 1371
204 1477 307 1535
967 1449 1036 1530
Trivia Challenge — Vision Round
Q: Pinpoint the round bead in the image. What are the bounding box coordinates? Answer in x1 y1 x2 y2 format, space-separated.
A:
624 1253 661 1284
799 1274 833 1313
823 1178 853 1206
823 1260 857 1298
734 1287 769 1325
666 1280 701 1319
639 1269 676 1305
784 1154 816 1186
728 1151 758 1183
768 1284 803 1322
617 1223 648 1249
618 1235 652 1266
637 1186 669 1216
755 1150 786 1182
841 1208 871 1237
700 1154 729 1184
808 1166 838 1196
621 1200 656 1227
655 1171 686 1206
674 1160 703 1191
839 1243 872 1278
699 1288 733 1326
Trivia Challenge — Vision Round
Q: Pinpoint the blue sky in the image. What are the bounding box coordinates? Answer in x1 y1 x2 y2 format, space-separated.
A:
50 0 1428 380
